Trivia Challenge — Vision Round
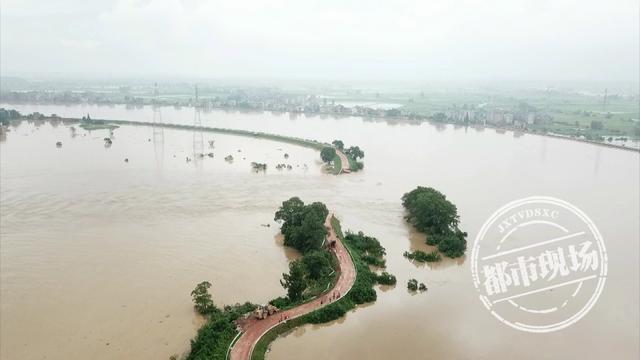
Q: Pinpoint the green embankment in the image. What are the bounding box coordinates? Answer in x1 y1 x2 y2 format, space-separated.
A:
331 154 342 175
251 216 387 360
79 123 120 131
186 302 257 360
83 118 330 150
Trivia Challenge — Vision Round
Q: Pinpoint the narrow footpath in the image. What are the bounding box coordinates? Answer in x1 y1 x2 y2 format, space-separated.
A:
229 213 356 360
335 149 351 174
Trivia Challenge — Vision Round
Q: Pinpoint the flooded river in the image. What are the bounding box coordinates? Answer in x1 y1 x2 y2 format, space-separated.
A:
1 103 638 359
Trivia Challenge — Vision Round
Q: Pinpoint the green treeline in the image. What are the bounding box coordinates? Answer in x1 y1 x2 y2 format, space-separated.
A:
274 197 329 254
402 187 468 259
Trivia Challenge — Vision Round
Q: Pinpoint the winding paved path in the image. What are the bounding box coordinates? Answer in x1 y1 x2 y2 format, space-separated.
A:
229 213 356 360
335 149 351 174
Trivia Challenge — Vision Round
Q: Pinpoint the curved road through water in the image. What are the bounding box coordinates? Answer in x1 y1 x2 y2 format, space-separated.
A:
229 213 356 360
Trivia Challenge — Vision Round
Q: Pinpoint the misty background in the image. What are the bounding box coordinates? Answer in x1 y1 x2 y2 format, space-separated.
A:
1 0 638 83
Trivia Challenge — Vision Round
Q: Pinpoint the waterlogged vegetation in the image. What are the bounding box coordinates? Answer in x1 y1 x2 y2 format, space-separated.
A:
403 250 442 263
191 281 215 315
250 162 267 172
274 197 328 255
402 187 468 260
407 279 427 293
185 282 256 360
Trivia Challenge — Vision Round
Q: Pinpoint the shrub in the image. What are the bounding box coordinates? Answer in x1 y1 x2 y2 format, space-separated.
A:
269 296 291 309
403 250 441 263
344 231 386 259
376 272 397 285
362 254 386 267
186 303 256 360
407 279 418 291
435 230 467 258
308 299 354 324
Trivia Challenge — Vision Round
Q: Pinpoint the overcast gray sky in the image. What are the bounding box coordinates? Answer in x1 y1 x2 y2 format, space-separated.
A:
1 0 638 82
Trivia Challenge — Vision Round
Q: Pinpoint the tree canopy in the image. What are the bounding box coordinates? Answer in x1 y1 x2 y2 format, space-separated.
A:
345 146 364 160
402 187 459 234
280 260 307 301
402 187 467 259
302 250 333 280
320 147 336 163
191 281 216 315
331 139 344 150
274 197 328 253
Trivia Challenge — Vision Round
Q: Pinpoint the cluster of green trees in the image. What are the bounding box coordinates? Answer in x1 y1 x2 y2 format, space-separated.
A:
345 231 386 267
402 187 468 259
320 147 337 163
331 139 365 160
427 229 467 258
319 139 365 173
407 279 427 292
279 249 335 302
274 198 337 302
274 197 329 253
344 145 364 160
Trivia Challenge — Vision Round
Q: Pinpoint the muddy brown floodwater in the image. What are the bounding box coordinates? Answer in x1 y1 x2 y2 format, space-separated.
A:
1 103 638 360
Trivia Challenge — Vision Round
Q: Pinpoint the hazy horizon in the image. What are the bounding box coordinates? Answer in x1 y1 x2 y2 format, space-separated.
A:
1 0 639 83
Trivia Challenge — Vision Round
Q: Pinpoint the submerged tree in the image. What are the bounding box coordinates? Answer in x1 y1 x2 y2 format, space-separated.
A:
402 186 467 259
191 281 216 315
402 187 459 235
320 146 336 163
274 197 328 253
